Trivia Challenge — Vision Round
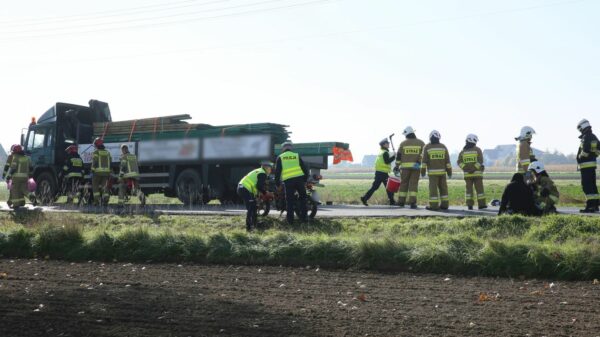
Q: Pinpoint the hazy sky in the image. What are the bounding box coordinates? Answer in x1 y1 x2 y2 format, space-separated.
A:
1 0 598 161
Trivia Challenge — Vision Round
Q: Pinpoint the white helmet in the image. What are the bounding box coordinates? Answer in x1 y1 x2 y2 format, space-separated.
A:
528 161 545 174
402 126 416 136
517 126 536 140
577 119 591 133
429 130 441 140
466 134 479 144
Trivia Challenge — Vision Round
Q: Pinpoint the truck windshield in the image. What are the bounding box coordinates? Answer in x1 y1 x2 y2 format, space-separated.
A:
26 129 46 150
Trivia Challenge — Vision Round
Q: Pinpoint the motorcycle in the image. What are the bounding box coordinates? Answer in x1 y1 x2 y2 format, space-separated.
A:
257 174 323 219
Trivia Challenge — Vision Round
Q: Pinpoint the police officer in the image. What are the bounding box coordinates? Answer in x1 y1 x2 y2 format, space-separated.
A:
528 161 559 214
576 119 599 213
62 144 84 204
118 144 145 206
457 134 486 210
361 138 396 206
91 138 112 206
421 130 452 210
238 161 273 231
6 145 32 209
395 127 424 208
515 126 537 173
275 141 309 224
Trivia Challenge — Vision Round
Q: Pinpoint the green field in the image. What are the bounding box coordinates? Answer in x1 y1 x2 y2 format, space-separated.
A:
1 212 599 280
319 179 587 206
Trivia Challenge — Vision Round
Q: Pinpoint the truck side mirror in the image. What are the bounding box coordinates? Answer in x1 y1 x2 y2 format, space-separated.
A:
20 134 24 146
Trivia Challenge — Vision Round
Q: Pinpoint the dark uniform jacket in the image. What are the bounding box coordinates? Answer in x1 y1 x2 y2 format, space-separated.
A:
577 130 599 165
499 173 540 216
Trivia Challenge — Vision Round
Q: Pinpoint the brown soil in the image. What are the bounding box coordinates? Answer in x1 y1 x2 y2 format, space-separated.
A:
1 259 599 337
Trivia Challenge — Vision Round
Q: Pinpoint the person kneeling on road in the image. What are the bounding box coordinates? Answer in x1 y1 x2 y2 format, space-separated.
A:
527 161 559 214
118 144 146 206
498 173 541 216
361 138 396 206
238 161 274 231
275 142 310 225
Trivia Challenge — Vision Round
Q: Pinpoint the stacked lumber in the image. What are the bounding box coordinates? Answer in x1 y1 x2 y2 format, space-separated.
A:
94 114 291 145
93 114 212 136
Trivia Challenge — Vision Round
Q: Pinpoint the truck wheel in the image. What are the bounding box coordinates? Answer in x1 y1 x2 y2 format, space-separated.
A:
176 169 202 206
36 172 58 205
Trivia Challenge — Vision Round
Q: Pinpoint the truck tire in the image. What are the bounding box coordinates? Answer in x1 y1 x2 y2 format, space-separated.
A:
36 172 58 205
176 169 203 206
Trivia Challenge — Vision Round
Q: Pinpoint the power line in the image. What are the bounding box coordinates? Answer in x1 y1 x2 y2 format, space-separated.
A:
0 0 338 41
6 0 591 68
0 0 224 25
0 0 292 34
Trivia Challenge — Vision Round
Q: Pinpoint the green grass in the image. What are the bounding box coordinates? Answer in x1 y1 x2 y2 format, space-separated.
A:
1 212 600 280
318 179 587 206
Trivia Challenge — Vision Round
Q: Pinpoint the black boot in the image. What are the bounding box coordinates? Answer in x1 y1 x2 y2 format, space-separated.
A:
410 203 418 209
360 196 368 206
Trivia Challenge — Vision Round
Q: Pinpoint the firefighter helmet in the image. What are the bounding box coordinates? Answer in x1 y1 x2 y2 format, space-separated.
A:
65 145 78 154
12 144 23 153
93 137 104 148
528 161 545 174
429 130 441 140
466 134 479 144
577 119 591 133
402 126 416 136
517 126 536 140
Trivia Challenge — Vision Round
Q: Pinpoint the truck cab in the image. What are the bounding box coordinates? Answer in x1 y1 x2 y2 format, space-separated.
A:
23 100 111 203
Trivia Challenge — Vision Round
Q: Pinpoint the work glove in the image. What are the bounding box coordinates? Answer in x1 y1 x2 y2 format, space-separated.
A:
393 166 400 175
540 188 550 197
481 165 485 172
421 172 426 178
413 163 421 170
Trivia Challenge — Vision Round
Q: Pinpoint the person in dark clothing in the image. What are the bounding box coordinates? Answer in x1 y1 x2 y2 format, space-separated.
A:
275 142 310 224
576 119 599 213
238 161 274 231
498 173 541 216
361 138 396 206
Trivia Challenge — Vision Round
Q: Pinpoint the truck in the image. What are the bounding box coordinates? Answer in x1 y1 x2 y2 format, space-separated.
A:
21 100 352 205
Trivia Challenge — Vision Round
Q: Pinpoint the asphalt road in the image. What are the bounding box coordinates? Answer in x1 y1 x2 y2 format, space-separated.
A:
0 202 598 217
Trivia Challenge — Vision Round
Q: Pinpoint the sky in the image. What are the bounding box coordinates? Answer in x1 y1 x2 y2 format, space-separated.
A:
1 0 599 161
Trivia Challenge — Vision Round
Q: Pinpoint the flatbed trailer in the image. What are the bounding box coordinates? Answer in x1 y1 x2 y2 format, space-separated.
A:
21 100 351 205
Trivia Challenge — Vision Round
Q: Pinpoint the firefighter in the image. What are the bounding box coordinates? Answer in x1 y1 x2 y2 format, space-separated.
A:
5 145 33 209
394 126 425 209
361 138 396 206
118 144 146 206
457 134 487 210
498 173 540 216
527 161 559 214
91 138 112 206
421 130 452 210
62 144 84 204
275 141 309 224
238 161 274 231
2 144 19 181
515 126 537 173
576 119 599 213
